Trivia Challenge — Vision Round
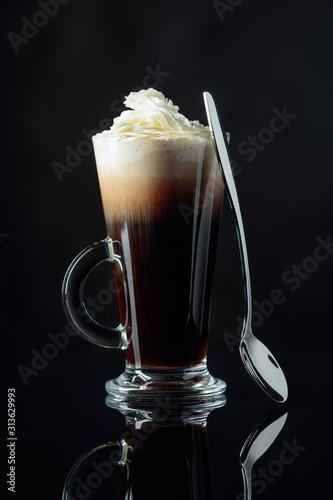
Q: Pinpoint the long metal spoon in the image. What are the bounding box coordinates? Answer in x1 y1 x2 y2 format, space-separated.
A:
240 405 288 499
203 91 288 403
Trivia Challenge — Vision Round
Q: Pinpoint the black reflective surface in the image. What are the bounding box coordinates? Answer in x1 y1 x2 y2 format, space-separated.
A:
3 350 332 499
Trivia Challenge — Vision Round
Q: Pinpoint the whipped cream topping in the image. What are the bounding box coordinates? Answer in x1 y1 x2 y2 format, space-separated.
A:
107 88 210 135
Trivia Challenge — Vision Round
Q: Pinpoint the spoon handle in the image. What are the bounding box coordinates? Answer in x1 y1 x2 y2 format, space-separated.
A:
241 465 252 500
203 92 252 327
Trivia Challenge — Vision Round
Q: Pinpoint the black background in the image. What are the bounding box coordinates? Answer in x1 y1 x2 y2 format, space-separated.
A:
1 0 332 499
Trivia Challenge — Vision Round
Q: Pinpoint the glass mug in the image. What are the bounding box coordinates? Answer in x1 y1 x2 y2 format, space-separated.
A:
62 130 226 403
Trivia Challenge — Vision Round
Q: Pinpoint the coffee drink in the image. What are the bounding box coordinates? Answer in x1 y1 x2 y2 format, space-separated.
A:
93 105 223 369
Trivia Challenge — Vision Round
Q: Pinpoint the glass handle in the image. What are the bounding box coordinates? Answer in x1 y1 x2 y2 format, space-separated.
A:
62 237 129 349
62 440 129 500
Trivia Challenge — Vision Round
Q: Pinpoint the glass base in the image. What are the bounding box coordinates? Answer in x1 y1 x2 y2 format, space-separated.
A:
105 363 226 410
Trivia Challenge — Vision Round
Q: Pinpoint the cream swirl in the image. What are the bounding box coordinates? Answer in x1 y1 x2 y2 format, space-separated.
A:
109 88 210 135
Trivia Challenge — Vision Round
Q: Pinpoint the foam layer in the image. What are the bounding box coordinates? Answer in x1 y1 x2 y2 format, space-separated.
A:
93 88 217 166
93 133 216 171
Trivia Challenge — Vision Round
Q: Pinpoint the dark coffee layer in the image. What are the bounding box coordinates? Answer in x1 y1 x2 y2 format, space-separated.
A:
114 213 221 368
106 172 223 369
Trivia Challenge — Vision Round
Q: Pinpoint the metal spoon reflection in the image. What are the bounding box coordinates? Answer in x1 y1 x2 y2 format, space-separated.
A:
239 406 288 500
203 91 288 403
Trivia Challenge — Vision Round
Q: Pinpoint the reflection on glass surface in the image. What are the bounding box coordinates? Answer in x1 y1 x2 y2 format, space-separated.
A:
63 396 226 500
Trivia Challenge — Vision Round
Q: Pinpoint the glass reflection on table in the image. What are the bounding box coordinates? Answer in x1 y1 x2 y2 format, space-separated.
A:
63 396 288 500
63 395 226 500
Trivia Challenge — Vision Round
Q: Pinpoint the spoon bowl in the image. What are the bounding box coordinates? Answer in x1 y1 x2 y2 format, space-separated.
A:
240 331 288 402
